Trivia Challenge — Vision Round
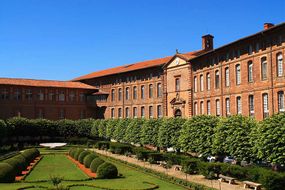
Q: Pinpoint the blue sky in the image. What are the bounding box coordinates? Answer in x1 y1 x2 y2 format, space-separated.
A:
0 0 284 80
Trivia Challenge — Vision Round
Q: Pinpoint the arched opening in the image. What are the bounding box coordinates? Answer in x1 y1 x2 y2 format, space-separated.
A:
174 109 182 117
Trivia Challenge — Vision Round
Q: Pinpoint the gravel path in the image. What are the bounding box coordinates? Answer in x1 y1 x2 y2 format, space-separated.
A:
92 149 247 190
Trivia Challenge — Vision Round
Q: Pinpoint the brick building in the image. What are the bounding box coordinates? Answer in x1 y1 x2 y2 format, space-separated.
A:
0 22 284 120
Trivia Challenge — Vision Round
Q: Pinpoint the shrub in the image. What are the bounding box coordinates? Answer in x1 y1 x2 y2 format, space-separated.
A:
21 148 40 163
96 162 118 179
4 155 27 175
147 153 163 164
95 141 110 150
90 158 105 173
69 148 77 158
109 143 132 155
259 170 285 190
0 163 16 182
78 151 90 164
74 148 85 161
133 147 153 161
163 153 190 166
83 154 98 168
198 162 221 179
220 163 246 180
182 159 201 174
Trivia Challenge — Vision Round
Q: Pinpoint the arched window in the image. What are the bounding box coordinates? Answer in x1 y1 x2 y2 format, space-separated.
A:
206 73 210 90
249 95 254 117
125 107 129 118
157 83 162 97
200 101 204 114
149 106 153 118
261 57 267 80
194 102 198 115
125 87 130 100
111 108 115 119
141 106 145 118
207 100 211 115
225 98 230 116
248 61 253 82
236 64 241 85
278 91 284 112
200 75 204 91
277 53 283 77
215 70 220 89
111 89 115 101
157 105 162 118
262 93 269 118
225 67 230 87
149 84 153 98
118 88 122 101
133 86 137 99
236 96 242 114
216 99 220 116
141 86 145 99
194 76 197 92
133 107 138 118
118 108 122 118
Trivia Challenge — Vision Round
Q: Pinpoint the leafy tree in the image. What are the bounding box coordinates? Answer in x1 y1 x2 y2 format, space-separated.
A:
124 118 144 144
56 119 77 137
113 119 130 142
213 115 257 162
75 119 93 137
179 115 219 155
158 117 186 150
0 120 7 139
98 119 108 139
106 119 119 139
141 118 161 146
90 119 101 138
255 113 285 165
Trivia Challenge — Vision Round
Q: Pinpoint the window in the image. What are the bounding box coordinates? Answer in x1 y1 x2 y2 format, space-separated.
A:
216 99 220 116
133 86 137 99
69 91 75 102
79 93 85 102
118 88 122 101
194 76 197 92
248 45 253 55
236 64 241 85
141 106 145 118
59 109 65 119
125 107 130 118
200 101 204 115
133 107 138 118
149 84 153 98
200 75 204 91
59 91 65 101
111 89 115 101
175 78 180 91
125 87 130 100
206 73 210 90
157 83 162 97
149 106 153 118
25 89 33 101
277 53 283 77
226 98 230 116
157 105 162 118
215 70 220 89
225 67 230 87
249 95 254 117
141 86 145 99
261 57 268 80
118 108 122 118
38 90 44 101
236 96 242 114
207 100 211 115
248 61 253 82
14 89 21 100
111 108 115 119
256 42 260 52
263 93 269 118
278 91 284 112
194 102 198 115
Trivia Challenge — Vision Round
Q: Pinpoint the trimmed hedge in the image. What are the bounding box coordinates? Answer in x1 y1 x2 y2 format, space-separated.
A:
78 151 90 164
83 154 98 168
96 162 118 179
0 163 16 182
21 148 40 163
109 143 132 155
90 158 105 173
74 148 85 161
3 156 26 175
95 141 110 150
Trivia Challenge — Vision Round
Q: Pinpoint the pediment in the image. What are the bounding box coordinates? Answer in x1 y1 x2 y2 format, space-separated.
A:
170 93 186 105
163 55 188 69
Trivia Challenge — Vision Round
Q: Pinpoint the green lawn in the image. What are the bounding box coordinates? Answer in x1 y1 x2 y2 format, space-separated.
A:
0 152 187 190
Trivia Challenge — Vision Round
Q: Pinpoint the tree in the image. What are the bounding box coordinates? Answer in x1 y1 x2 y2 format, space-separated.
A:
75 119 93 137
179 115 219 155
213 115 257 162
158 117 186 150
141 118 161 146
124 118 144 144
255 113 285 165
113 119 130 142
91 119 101 138
106 119 119 139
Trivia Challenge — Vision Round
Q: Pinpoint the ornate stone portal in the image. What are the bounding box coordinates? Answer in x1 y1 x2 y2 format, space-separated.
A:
170 93 186 117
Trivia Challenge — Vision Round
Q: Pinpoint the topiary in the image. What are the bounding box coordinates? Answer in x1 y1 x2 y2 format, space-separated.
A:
0 163 16 182
78 151 90 164
69 148 76 156
74 148 84 161
90 158 105 173
96 162 118 179
21 148 40 163
3 156 26 175
83 154 98 168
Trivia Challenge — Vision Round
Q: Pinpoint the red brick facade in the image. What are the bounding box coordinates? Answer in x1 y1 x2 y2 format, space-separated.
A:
0 22 284 120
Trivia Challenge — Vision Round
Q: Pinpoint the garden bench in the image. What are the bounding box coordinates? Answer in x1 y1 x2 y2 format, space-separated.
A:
218 174 236 184
243 181 262 190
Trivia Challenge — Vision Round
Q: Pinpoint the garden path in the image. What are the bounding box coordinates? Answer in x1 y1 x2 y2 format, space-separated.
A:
92 149 246 190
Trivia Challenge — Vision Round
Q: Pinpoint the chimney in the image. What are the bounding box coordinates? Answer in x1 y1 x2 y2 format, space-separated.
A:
202 34 214 51
264 23 274 30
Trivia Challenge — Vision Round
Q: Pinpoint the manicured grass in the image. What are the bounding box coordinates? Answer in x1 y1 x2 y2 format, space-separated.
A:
25 154 89 181
0 152 187 190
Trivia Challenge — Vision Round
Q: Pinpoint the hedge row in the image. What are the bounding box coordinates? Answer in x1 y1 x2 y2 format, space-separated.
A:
0 148 40 182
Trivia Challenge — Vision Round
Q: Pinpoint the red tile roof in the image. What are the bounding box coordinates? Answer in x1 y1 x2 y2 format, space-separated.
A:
0 78 97 90
72 50 204 81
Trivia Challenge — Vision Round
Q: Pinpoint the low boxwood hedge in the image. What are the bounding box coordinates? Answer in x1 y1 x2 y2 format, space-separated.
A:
3 156 26 175
83 154 97 168
109 143 132 155
74 148 85 161
21 148 40 163
95 141 110 150
96 162 118 179
0 163 16 182
78 151 90 164
90 157 105 173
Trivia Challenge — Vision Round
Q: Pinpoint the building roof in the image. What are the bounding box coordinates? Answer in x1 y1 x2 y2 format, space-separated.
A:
72 50 204 81
0 78 97 90
92 91 109 95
